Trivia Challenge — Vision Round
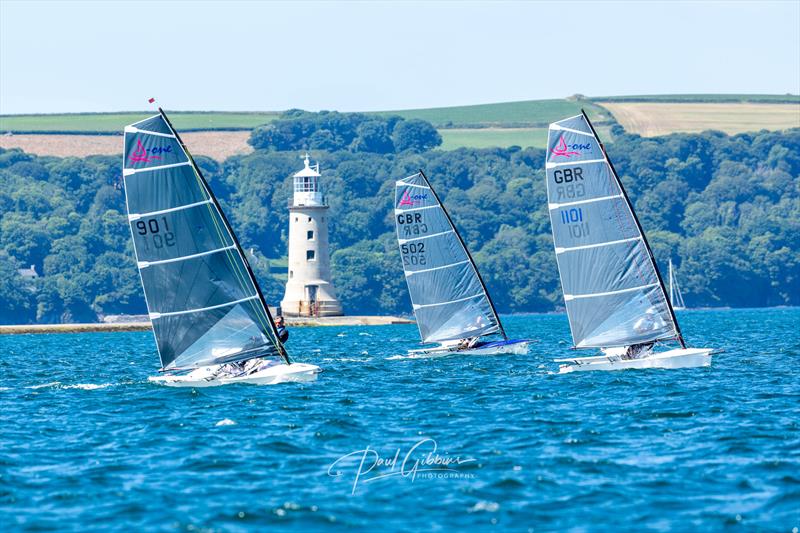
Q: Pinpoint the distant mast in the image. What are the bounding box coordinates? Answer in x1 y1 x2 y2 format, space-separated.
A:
280 154 343 317
669 259 686 310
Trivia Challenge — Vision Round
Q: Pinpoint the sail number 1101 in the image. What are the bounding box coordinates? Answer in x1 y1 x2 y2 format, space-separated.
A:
559 207 589 238
135 217 176 249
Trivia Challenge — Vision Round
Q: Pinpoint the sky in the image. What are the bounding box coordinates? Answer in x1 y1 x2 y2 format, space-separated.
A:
1 0 798 114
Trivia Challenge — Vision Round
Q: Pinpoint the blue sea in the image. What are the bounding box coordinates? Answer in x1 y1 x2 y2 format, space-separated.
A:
1 308 798 532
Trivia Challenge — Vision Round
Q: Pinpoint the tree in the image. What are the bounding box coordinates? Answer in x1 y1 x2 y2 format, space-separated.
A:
392 119 442 152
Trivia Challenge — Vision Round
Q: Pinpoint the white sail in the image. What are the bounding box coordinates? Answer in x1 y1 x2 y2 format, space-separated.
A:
545 113 682 349
395 172 503 344
123 111 288 370
669 259 686 310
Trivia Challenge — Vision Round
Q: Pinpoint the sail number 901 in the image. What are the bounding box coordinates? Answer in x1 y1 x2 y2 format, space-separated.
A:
135 216 176 249
401 242 426 266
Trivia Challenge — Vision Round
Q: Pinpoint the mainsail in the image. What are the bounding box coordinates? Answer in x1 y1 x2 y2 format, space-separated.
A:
545 111 684 349
394 171 505 344
122 110 288 369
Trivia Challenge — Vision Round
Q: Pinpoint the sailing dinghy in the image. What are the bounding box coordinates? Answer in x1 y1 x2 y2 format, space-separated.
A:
668 259 686 310
122 109 320 386
394 171 529 357
545 111 713 373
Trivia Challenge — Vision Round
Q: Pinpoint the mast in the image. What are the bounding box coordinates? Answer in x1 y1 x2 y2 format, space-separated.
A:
418 169 507 340
580 109 686 349
158 108 291 364
669 259 675 307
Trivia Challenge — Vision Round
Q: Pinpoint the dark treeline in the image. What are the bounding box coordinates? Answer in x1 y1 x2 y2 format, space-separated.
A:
0 114 798 324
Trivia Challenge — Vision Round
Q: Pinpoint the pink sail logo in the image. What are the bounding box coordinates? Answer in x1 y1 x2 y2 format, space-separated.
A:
129 139 162 163
550 135 590 158
398 189 428 207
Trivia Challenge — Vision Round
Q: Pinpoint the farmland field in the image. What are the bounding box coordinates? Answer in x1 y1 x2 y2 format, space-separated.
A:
597 94 799 104
602 102 800 136
0 132 253 161
0 112 278 133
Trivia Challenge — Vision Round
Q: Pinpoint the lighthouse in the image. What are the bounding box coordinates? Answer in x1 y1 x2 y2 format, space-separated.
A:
280 154 343 317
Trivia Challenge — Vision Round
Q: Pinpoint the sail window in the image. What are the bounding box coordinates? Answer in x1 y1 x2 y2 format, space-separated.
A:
307 230 314 240
306 250 315 261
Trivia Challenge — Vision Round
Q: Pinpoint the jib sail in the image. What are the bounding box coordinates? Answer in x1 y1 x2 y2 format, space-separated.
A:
122 110 288 369
395 171 504 344
545 112 683 349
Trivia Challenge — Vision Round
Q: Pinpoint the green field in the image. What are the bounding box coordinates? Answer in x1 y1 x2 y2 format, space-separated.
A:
375 99 610 127
439 128 549 149
439 125 614 150
0 112 279 133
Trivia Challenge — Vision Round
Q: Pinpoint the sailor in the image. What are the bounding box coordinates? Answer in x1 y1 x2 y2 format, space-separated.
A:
275 316 289 344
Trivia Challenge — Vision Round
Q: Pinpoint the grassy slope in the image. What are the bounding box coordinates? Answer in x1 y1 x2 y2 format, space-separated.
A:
1 94 796 150
374 99 610 127
0 112 279 133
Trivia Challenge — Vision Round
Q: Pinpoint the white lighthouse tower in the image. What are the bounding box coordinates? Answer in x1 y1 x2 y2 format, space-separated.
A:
280 154 343 317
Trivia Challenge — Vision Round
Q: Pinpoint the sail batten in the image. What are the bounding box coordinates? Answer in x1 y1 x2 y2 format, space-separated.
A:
545 112 682 349
123 110 287 369
395 172 504 344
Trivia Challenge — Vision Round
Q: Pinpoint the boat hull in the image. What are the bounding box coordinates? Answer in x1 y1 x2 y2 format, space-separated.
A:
148 362 321 387
556 348 713 374
409 339 530 358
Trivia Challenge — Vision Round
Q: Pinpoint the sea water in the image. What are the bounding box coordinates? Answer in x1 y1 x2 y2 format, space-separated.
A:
0 308 798 532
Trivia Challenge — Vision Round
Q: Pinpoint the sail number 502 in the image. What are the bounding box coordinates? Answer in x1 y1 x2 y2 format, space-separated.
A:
401 242 426 266
135 217 176 249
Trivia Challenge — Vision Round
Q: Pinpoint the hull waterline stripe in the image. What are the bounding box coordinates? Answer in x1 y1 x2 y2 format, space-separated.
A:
149 295 259 320
394 204 439 215
137 245 236 268
549 194 622 210
128 199 212 221
406 259 469 276
564 282 659 301
398 229 454 244
546 158 605 169
556 236 641 254
412 293 483 310
123 161 191 176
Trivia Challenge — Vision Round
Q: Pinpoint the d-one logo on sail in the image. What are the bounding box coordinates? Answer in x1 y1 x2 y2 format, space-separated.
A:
398 190 428 207
129 139 174 163
551 136 591 158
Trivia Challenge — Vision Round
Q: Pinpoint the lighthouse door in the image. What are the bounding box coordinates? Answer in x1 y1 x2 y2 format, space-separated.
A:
305 285 319 317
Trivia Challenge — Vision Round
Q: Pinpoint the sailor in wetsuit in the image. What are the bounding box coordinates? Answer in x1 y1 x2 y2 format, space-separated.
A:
211 318 291 378
623 307 660 359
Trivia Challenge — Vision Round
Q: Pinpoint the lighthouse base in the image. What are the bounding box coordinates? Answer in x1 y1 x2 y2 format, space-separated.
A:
280 299 343 318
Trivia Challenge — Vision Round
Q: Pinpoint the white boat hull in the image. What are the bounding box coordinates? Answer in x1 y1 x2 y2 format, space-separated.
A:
409 339 530 358
556 347 713 374
148 362 321 387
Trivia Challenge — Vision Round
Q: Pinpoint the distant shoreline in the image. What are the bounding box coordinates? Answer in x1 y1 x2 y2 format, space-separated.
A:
0 316 414 335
